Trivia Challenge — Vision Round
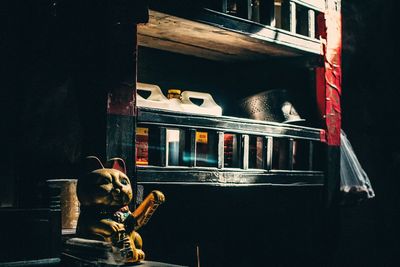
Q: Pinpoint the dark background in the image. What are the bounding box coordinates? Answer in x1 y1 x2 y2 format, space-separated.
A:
1 0 400 266
338 0 400 266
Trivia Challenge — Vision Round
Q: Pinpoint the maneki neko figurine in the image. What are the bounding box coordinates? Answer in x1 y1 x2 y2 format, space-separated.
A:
76 156 165 263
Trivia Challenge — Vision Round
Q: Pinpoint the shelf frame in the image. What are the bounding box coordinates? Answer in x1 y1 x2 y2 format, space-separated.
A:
136 108 326 187
138 8 323 62
137 166 324 186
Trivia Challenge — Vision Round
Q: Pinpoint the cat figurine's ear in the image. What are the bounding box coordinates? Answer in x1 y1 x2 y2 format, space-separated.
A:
106 158 127 174
77 156 106 206
85 156 105 172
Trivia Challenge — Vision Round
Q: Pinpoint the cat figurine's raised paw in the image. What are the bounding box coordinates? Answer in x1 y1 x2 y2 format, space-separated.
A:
76 156 165 263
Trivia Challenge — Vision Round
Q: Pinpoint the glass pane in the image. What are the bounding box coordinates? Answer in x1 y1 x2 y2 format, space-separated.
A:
224 133 240 168
167 129 180 166
249 136 264 169
272 138 290 170
313 141 325 171
227 0 250 19
259 0 274 25
136 127 149 166
293 139 310 170
296 4 309 36
196 131 218 167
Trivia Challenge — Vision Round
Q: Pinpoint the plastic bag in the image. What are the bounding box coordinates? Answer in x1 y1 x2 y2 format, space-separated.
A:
340 130 375 204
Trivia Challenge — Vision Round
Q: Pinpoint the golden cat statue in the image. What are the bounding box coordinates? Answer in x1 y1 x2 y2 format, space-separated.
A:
76 156 165 263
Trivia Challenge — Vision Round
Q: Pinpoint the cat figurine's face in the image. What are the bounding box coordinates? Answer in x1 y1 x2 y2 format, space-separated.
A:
77 157 133 207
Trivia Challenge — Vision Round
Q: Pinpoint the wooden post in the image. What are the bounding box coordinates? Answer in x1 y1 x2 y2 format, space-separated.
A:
251 0 260 22
182 129 197 167
315 0 342 205
265 136 273 170
106 27 137 179
288 138 294 170
308 141 314 171
105 0 149 205
308 9 316 38
217 131 225 169
290 1 297 33
222 0 228 13
247 0 253 20
161 128 167 167
270 0 277 27
242 134 249 170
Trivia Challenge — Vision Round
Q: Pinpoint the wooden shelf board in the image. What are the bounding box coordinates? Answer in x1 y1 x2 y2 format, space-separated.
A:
137 167 324 186
137 108 323 141
138 9 322 62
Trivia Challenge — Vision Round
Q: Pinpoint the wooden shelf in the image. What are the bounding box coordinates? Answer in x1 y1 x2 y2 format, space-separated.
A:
138 9 322 62
136 108 326 187
138 108 323 141
137 167 324 187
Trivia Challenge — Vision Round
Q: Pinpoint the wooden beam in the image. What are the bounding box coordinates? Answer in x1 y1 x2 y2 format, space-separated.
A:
242 134 249 170
222 0 228 13
291 0 325 12
137 167 325 186
288 138 295 170
138 34 240 62
217 131 225 169
290 1 297 33
308 141 314 171
137 108 323 141
106 25 137 179
138 11 288 57
265 136 273 170
308 9 316 38
270 0 277 27
246 0 252 20
138 9 323 62
184 129 196 167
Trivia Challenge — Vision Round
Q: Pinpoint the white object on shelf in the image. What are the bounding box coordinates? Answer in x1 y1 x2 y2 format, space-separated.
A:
168 97 184 112
137 82 185 112
137 83 222 116
137 82 171 110
180 91 222 116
